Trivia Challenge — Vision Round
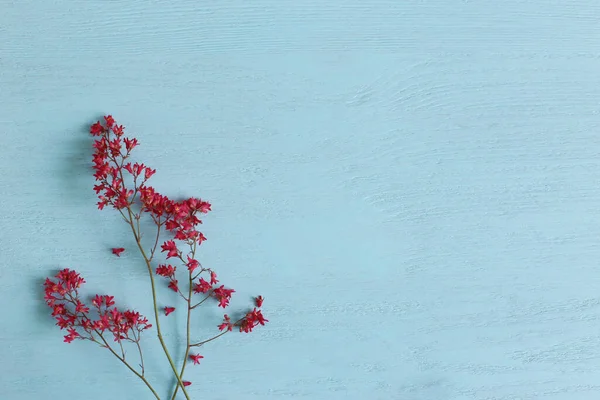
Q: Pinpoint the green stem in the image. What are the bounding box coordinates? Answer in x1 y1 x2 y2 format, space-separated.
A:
171 240 196 400
66 294 160 400
94 334 161 400
125 209 192 400
104 134 190 398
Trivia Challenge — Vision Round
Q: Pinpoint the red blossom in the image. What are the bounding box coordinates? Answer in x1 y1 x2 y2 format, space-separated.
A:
123 137 139 152
45 116 269 393
164 307 176 316
144 167 156 180
239 308 269 333
197 232 207 244
255 295 264 308
112 247 125 257
90 122 105 136
112 124 124 136
104 115 115 127
209 271 218 285
156 264 176 278
64 327 80 343
186 256 200 273
193 278 212 294
168 280 179 292
165 219 179 231
212 285 235 308
218 314 233 332
44 269 151 345
104 295 115 307
160 240 179 259
189 354 204 365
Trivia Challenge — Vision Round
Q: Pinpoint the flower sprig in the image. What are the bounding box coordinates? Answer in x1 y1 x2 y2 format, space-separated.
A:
44 116 268 399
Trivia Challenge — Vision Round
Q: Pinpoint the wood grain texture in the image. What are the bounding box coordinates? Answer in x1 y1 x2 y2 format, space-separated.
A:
3 1 600 399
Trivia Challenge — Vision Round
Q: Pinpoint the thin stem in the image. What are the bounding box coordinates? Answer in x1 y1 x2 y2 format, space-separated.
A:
102 135 189 397
117 187 191 399
127 213 191 399
190 293 212 310
190 316 246 348
171 241 196 400
149 215 162 261
134 330 146 376
118 337 126 359
93 334 161 400
190 330 229 348
65 297 160 400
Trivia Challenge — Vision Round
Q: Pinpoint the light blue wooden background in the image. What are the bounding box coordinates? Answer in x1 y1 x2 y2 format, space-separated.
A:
3 1 600 399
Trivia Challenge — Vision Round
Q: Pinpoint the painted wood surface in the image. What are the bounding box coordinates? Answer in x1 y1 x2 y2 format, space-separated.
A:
3 1 600 399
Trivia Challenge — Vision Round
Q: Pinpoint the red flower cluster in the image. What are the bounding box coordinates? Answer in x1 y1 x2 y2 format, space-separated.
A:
239 308 268 333
44 116 269 398
212 285 235 308
44 269 152 344
91 116 211 237
190 272 235 308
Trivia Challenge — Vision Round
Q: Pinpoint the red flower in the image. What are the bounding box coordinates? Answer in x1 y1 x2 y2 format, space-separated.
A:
183 381 192 387
255 295 264 308
75 300 90 314
161 240 179 259
193 278 212 294
156 264 176 278
186 256 200 273
168 280 179 292
239 308 268 333
209 271 218 285
90 121 105 136
104 115 115 127
64 328 80 343
104 295 115 307
123 137 139 152
197 232 207 244
112 247 125 257
144 167 156 180
189 354 204 365
212 285 235 308
218 314 233 331
164 307 175 316
112 124 124 136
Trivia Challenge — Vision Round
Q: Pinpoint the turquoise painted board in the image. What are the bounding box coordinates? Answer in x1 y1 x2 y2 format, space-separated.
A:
3 1 600 399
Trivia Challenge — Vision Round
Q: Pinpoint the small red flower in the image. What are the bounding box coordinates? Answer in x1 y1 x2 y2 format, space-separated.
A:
183 381 192 387
190 354 204 365
209 271 218 285
64 328 80 343
144 167 156 180
239 308 268 333
186 256 200 273
156 264 176 277
123 137 139 152
168 280 179 292
104 115 115 127
90 121 105 136
255 295 264 308
104 295 115 307
212 285 235 308
112 247 125 257
161 240 179 259
193 278 212 294
218 314 233 332
164 307 175 316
